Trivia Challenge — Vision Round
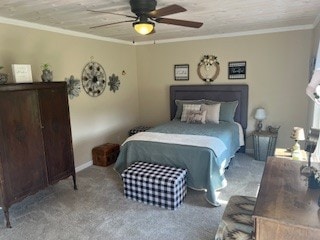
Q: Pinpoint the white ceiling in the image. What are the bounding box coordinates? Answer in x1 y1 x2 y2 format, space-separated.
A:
0 0 320 44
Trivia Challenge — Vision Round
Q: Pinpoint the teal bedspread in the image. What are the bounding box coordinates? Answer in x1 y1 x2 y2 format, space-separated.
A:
114 120 240 206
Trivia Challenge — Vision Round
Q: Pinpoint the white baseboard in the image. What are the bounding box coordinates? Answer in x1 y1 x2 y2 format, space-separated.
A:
75 160 93 173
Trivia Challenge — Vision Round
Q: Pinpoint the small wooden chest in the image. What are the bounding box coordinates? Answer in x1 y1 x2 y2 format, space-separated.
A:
92 143 120 167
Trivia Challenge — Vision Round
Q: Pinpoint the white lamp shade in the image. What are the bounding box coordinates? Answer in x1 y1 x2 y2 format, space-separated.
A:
255 108 266 120
291 127 305 141
306 69 320 105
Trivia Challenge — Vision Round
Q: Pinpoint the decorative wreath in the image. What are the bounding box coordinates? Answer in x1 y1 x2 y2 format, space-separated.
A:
197 55 220 83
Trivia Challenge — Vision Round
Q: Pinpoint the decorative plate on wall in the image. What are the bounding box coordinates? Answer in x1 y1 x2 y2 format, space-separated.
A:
81 61 106 97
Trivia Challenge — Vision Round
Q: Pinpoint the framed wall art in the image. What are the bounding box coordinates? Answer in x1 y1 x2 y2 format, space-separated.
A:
12 64 33 83
174 64 189 81
228 61 246 79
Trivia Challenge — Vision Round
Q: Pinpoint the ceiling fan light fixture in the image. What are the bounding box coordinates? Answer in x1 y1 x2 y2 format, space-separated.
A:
133 21 154 35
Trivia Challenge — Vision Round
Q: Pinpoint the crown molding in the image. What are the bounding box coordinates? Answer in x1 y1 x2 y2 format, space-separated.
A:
135 24 314 45
0 16 315 46
313 14 320 28
0 16 131 45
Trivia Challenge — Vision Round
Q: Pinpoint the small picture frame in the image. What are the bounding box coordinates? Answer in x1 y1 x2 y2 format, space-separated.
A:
12 64 33 83
228 61 246 79
174 64 189 81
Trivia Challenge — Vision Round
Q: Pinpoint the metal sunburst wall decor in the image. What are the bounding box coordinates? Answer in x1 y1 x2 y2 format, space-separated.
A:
66 75 81 99
81 60 106 97
108 74 120 93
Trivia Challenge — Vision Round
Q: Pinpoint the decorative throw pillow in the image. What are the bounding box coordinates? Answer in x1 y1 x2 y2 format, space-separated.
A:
204 100 238 122
219 101 238 122
201 103 220 124
174 99 204 119
186 110 207 124
181 104 202 121
203 99 217 105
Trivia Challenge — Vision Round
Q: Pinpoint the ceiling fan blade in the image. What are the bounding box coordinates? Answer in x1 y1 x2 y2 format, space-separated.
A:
87 9 136 19
90 20 135 29
148 4 186 18
155 18 203 28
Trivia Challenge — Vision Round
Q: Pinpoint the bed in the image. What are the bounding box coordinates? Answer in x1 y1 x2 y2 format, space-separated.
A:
114 84 248 206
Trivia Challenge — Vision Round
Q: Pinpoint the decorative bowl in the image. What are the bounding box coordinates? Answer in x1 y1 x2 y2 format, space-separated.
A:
268 125 280 133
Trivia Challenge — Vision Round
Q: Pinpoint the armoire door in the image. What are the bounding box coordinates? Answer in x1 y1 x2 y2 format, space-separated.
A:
37 84 75 184
0 90 48 203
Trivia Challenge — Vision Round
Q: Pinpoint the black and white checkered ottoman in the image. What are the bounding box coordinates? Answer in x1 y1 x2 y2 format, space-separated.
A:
128 126 151 136
121 162 187 210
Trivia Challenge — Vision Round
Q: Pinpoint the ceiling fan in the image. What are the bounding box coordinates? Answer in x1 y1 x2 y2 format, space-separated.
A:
88 0 203 35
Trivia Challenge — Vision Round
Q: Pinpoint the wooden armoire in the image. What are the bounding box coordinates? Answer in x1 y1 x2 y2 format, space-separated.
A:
0 82 77 228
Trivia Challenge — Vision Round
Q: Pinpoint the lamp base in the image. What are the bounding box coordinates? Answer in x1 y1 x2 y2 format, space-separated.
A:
292 141 302 160
256 120 263 132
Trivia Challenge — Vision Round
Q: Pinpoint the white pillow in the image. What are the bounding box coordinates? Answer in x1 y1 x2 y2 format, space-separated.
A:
201 103 221 124
186 110 207 124
181 104 201 121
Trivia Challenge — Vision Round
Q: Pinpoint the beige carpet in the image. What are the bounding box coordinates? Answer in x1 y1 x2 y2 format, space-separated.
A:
0 153 264 240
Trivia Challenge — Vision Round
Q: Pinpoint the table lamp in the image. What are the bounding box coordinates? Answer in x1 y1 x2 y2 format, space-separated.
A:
254 108 266 132
291 127 305 160
301 128 320 176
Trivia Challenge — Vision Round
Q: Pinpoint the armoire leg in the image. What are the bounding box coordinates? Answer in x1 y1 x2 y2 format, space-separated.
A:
3 207 11 228
72 173 78 190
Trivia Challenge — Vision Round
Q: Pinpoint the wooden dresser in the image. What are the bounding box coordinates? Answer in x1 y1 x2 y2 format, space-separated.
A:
253 157 320 240
0 82 77 228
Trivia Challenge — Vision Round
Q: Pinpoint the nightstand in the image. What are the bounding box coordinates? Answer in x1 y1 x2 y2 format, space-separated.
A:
253 131 278 161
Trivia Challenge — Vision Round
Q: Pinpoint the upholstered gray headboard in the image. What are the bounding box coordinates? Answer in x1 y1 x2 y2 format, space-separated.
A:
170 84 248 152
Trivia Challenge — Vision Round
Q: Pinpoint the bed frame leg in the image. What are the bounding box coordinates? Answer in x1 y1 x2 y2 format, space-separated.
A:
225 157 234 170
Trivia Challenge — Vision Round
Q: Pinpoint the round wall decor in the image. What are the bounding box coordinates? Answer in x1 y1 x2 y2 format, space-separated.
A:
197 55 220 83
81 61 106 97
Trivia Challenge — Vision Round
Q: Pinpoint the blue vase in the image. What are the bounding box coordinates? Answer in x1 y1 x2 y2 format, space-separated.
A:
41 70 53 82
308 173 320 189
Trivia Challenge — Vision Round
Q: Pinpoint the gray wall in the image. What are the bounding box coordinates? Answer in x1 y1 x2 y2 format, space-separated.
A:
136 30 313 151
